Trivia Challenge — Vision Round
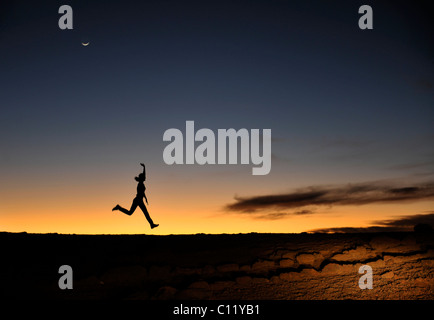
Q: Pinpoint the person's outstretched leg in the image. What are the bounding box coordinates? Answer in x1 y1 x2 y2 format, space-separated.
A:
113 198 138 216
139 202 159 228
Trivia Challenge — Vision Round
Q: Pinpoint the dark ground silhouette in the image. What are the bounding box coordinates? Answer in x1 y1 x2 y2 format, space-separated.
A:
1 231 432 300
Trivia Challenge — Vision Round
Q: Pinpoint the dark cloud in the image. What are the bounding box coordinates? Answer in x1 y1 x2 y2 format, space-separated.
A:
224 181 434 219
310 226 394 233
310 213 434 233
371 212 434 228
294 209 315 215
253 212 292 220
252 209 315 220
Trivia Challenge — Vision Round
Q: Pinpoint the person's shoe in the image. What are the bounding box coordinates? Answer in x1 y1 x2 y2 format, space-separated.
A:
112 205 121 211
151 224 159 229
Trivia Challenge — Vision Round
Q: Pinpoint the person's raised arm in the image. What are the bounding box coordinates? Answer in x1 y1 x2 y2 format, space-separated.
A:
140 163 146 177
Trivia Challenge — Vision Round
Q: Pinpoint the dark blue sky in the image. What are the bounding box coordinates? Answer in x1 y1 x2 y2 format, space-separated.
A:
1 0 432 170
1 1 433 233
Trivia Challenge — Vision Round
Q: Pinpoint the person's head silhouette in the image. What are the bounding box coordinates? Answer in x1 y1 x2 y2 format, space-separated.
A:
135 173 146 182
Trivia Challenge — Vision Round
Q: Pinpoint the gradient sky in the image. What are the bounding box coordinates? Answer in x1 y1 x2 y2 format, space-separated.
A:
1 0 433 234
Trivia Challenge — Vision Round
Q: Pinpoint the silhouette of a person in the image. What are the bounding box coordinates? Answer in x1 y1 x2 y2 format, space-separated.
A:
112 163 159 229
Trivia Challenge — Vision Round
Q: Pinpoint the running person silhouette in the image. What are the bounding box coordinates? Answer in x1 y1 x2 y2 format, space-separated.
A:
112 163 159 229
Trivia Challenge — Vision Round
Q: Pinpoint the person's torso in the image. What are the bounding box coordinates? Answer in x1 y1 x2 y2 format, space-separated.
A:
136 182 146 196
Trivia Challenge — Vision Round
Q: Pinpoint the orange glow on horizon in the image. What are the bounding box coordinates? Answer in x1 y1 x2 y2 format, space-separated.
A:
2 199 433 235
1 169 433 235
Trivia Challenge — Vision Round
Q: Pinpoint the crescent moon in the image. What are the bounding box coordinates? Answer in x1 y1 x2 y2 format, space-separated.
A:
82 42 90 46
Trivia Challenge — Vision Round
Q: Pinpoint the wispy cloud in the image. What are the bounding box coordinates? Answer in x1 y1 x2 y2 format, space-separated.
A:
224 180 434 219
250 209 316 220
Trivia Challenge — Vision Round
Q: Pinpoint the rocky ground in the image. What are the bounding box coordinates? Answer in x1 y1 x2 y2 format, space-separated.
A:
1 232 433 300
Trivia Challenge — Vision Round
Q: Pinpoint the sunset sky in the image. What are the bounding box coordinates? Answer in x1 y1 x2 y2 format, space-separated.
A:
1 0 433 235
